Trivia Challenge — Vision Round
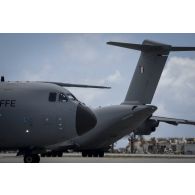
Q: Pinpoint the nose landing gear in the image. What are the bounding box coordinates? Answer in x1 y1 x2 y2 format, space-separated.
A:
24 154 40 163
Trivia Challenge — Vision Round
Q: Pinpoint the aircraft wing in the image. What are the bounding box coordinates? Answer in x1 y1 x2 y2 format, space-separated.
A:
151 116 195 126
41 81 111 89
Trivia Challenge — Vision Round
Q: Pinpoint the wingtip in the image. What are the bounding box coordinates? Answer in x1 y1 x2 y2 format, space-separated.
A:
107 41 113 45
99 86 111 89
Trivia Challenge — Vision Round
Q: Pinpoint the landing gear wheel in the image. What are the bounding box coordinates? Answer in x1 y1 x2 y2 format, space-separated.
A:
57 152 63 157
82 151 87 157
34 154 40 163
24 154 40 163
24 155 33 163
93 152 98 157
46 152 52 157
51 152 57 157
87 152 92 157
99 152 104 157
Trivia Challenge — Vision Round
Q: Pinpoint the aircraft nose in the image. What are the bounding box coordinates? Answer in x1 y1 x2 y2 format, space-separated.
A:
76 104 97 136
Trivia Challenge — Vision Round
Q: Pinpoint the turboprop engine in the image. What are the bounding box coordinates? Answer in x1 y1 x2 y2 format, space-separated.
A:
134 119 159 135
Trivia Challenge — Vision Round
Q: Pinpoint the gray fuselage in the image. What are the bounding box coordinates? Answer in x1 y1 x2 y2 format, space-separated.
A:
0 82 156 152
0 82 96 150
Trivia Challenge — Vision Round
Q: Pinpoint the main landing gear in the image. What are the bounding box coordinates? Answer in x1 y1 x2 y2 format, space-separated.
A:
41 151 63 157
82 150 104 157
23 151 63 163
23 154 40 163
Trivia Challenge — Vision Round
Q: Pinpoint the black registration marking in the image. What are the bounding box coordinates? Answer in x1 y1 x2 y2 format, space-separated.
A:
0 100 16 108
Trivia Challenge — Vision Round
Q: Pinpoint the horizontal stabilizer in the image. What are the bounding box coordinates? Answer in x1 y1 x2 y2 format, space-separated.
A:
107 41 195 53
41 82 111 89
171 47 195 51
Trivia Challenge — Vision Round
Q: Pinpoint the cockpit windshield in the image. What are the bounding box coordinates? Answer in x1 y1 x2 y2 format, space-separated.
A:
58 93 78 102
59 93 68 102
67 93 78 101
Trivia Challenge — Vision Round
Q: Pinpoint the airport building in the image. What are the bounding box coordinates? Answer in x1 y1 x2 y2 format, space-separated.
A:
114 137 195 155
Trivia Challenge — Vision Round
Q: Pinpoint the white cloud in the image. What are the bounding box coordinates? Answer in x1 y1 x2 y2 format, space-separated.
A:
154 103 169 116
69 88 106 107
156 56 195 109
22 64 54 81
69 70 123 107
106 70 122 83
152 55 195 137
160 56 195 90
99 70 122 85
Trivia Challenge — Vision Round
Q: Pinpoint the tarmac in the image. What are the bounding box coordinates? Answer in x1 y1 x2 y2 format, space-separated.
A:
1 153 195 163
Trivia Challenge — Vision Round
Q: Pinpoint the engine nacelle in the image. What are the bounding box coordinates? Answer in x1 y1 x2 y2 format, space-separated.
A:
134 119 159 135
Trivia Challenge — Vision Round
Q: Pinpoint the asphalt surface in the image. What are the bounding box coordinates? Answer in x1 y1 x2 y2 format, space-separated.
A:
1 153 195 163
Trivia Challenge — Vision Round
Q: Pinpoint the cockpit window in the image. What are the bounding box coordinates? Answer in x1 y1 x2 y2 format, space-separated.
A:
67 93 78 101
49 92 57 102
59 93 68 102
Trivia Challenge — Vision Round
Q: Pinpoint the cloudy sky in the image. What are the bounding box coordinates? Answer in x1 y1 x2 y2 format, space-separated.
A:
1 33 195 146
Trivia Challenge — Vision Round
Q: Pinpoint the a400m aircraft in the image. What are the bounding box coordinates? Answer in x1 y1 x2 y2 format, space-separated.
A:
1 39 195 162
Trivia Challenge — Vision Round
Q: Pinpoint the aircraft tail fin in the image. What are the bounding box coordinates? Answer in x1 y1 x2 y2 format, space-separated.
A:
107 40 195 105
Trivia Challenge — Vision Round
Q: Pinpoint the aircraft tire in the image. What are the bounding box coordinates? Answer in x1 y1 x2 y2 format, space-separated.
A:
24 154 40 163
99 152 104 157
52 152 57 157
93 152 98 157
57 152 63 157
87 152 93 157
34 154 40 163
82 151 87 157
46 152 52 157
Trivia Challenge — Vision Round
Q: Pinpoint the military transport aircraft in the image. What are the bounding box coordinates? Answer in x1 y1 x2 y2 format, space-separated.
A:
60 40 195 158
1 39 195 162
